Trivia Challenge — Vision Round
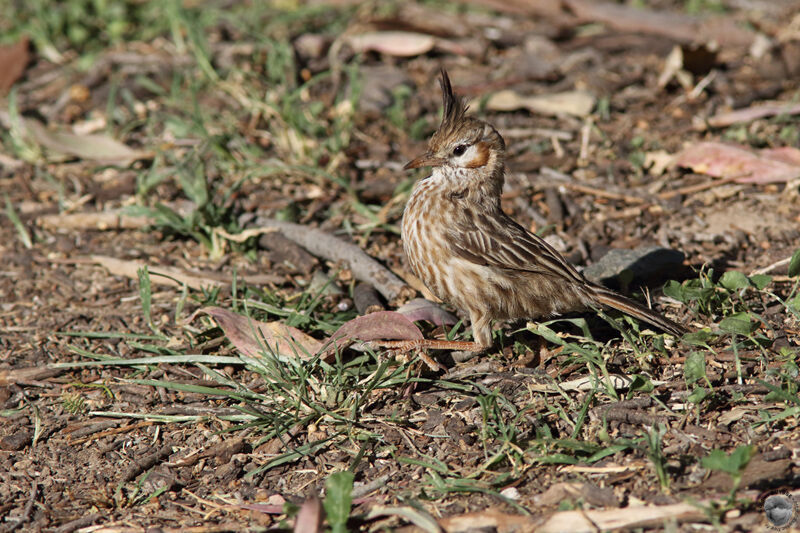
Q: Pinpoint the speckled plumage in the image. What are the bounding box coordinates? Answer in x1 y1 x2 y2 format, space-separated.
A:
401 70 685 349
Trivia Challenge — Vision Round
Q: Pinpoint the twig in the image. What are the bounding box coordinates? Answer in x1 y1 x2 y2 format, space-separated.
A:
535 167 649 204
352 475 391 499
121 443 174 483
68 421 156 446
4 481 38 532
750 257 792 276
578 116 593 163
37 210 152 231
656 174 742 200
254 217 413 303
560 181 647 204
53 513 101 533
40 255 283 290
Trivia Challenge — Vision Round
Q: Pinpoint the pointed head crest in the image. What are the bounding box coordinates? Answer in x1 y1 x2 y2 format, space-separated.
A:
429 69 474 151
403 68 506 171
438 69 467 132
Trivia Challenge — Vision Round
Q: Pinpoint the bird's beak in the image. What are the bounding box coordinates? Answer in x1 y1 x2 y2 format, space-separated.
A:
404 152 445 170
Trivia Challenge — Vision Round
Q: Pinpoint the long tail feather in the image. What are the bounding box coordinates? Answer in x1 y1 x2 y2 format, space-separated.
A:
591 286 686 337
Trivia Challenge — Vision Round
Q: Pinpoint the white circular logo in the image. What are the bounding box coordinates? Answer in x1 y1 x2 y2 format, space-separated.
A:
763 493 798 530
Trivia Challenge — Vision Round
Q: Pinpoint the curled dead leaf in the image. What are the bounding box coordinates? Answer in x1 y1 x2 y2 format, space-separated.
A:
192 307 322 359
324 311 423 352
674 141 800 184
348 32 435 57
0 111 149 166
396 298 458 326
0 37 29 93
293 497 323 533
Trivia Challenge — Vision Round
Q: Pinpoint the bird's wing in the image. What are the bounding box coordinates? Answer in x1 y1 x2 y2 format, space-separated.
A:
448 211 585 283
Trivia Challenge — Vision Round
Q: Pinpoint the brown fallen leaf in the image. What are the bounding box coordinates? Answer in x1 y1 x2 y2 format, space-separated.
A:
761 146 800 166
0 367 65 386
702 102 800 129
325 311 423 351
194 307 322 359
657 45 693 89
438 508 533 532
27 118 149 165
0 111 149 166
348 31 436 57
538 502 706 533
396 298 458 326
38 210 153 231
644 150 675 175
536 482 584 506
674 141 800 184
90 255 281 290
701 454 792 492
482 89 595 117
563 0 754 48
370 3 472 38
293 497 323 533
529 374 666 393
0 37 29 93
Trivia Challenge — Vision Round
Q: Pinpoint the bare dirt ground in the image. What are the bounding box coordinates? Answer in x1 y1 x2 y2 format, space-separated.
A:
1 1 800 531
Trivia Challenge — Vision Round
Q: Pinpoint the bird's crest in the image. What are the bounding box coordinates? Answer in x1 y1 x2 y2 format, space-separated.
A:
430 69 470 150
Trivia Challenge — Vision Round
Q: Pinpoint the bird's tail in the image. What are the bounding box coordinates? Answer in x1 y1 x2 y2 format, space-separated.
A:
590 285 686 337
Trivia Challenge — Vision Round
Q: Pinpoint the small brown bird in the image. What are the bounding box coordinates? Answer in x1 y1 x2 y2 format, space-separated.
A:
401 69 685 352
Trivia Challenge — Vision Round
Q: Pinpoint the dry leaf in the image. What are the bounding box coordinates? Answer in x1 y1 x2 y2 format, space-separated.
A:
483 90 595 117
0 37 29 93
0 367 64 386
38 210 152 231
0 112 149 166
564 0 753 47
396 298 458 326
90 255 281 290
25 118 149 165
326 311 423 349
674 141 800 184
703 102 800 129
195 307 322 359
538 502 705 533
718 406 749 426
536 482 585 506
293 497 323 533
438 509 532 532
657 45 692 89
530 374 666 393
759 146 800 166
644 150 675 175
348 32 435 57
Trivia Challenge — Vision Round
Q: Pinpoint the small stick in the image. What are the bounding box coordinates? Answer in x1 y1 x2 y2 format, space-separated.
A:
657 174 742 200
255 218 412 303
121 443 174 483
750 257 791 276
559 181 647 204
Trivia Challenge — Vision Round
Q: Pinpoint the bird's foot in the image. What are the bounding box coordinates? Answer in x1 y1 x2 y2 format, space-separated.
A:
368 339 484 372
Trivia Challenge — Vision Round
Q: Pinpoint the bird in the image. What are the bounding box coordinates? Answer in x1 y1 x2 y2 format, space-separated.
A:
399 69 685 353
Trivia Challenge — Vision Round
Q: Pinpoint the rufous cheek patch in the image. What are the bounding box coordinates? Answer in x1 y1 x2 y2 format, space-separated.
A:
464 142 490 168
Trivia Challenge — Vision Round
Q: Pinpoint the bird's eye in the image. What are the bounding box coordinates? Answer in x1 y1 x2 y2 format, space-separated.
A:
452 144 467 156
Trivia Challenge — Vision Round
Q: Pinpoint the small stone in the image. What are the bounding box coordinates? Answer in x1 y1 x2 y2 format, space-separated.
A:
1 430 32 451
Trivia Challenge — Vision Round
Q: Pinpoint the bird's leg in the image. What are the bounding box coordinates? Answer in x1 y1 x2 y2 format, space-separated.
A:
451 314 493 362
